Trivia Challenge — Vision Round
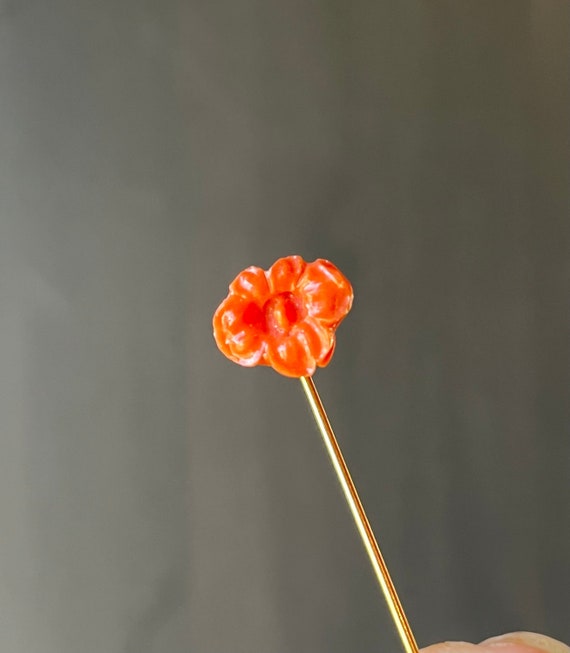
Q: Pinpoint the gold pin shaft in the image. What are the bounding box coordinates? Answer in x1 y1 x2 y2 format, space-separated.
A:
300 376 419 653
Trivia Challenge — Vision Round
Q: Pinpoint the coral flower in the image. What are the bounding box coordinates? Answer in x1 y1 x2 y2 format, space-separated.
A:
213 255 353 377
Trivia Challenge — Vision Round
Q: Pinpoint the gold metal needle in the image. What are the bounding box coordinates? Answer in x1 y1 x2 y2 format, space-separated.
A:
300 375 419 653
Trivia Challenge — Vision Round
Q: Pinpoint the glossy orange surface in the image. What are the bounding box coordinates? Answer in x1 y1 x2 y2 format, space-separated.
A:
213 255 353 377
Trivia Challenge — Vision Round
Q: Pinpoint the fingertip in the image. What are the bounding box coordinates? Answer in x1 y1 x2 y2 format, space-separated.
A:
421 634 569 653
480 632 569 653
421 642 480 653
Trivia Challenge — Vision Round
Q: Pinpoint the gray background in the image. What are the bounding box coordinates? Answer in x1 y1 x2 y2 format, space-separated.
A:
1 1 569 652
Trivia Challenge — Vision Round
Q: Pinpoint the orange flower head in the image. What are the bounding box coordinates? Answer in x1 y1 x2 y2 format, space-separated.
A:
213 255 353 377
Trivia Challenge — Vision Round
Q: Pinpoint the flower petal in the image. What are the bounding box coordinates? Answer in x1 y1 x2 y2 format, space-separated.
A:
227 329 266 366
292 317 334 366
298 259 353 326
317 335 336 367
229 266 270 303
266 333 316 378
267 255 306 294
213 295 267 367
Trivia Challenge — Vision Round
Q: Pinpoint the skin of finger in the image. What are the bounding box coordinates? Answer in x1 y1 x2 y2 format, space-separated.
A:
421 634 569 653
421 641 481 653
480 633 569 653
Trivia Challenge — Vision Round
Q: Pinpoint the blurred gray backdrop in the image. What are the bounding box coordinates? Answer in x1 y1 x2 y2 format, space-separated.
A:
1 1 569 652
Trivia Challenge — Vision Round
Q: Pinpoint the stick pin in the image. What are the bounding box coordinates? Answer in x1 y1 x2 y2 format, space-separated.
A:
213 255 419 653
